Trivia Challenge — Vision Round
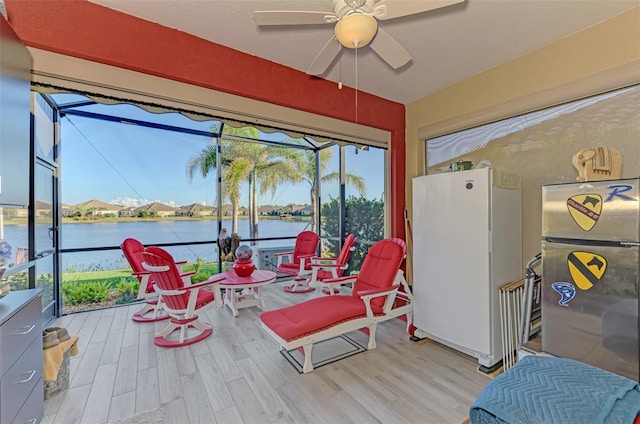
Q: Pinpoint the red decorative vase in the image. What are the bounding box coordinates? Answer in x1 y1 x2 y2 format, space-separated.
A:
233 259 255 277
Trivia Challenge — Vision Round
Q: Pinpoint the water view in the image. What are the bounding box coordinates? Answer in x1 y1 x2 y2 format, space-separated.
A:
3 218 311 271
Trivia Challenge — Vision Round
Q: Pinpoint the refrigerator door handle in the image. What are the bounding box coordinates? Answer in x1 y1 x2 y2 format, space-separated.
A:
544 237 637 248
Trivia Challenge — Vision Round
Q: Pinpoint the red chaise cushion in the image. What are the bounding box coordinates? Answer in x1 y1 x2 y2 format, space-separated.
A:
260 295 384 342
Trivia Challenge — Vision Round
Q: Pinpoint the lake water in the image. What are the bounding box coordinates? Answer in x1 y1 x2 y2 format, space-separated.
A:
2 219 311 271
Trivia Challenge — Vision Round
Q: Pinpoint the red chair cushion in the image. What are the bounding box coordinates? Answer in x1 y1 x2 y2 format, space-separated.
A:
121 238 155 293
315 268 336 281
195 289 215 309
292 231 319 265
278 262 311 274
335 234 356 268
260 295 384 342
351 239 403 308
143 246 212 311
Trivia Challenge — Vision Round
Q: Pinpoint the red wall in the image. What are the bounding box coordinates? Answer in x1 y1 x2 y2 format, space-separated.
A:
6 0 406 239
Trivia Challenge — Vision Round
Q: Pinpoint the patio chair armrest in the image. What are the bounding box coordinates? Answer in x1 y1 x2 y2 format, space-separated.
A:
185 275 225 290
323 275 357 285
310 257 338 264
206 273 226 284
179 271 196 278
275 251 294 268
310 262 341 269
356 284 400 298
359 284 400 317
153 284 185 296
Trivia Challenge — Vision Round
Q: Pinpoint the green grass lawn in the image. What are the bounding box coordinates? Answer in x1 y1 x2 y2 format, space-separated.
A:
62 263 222 286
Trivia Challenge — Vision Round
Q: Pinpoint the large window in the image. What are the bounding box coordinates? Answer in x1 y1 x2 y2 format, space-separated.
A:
42 93 390 314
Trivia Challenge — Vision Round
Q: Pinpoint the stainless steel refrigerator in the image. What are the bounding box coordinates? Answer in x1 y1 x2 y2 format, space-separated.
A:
541 178 639 381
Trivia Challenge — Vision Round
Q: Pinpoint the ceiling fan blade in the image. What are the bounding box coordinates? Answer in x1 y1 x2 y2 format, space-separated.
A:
369 27 411 69
254 10 336 26
307 36 342 75
374 0 464 20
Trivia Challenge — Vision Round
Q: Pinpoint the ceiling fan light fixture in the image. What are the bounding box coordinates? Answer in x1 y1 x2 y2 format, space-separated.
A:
334 14 377 49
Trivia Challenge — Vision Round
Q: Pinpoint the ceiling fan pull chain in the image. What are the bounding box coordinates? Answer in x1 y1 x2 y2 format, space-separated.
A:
355 45 359 145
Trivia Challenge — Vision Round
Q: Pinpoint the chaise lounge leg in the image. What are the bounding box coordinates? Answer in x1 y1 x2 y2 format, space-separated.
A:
302 343 314 373
367 324 378 350
405 311 413 333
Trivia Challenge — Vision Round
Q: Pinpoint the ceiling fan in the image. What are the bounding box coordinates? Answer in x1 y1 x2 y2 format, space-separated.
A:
254 0 464 75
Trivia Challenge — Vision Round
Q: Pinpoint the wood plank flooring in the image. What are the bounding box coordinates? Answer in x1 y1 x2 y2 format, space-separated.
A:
42 279 491 424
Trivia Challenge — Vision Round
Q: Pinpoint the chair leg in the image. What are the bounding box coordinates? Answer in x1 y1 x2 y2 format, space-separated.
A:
154 317 213 348
367 324 378 350
321 285 340 296
132 299 169 323
405 311 414 334
302 343 314 373
284 276 314 293
156 321 180 339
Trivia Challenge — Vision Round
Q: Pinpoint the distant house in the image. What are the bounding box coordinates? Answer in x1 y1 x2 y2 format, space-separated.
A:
258 205 275 215
134 202 177 217
5 207 28 218
60 203 72 217
118 207 137 217
221 204 248 216
35 200 53 218
71 199 123 217
294 205 313 216
290 204 312 216
176 203 214 217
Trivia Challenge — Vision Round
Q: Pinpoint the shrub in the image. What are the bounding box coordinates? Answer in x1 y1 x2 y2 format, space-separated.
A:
115 279 139 298
191 273 209 283
62 281 110 305
115 294 136 305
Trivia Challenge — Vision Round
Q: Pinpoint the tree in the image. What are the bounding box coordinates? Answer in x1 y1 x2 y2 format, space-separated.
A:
185 127 258 234
227 143 302 243
289 147 366 233
186 127 302 243
321 196 384 271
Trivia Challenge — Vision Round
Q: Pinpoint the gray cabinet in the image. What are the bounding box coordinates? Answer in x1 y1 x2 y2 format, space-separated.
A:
0 15 32 207
0 289 43 424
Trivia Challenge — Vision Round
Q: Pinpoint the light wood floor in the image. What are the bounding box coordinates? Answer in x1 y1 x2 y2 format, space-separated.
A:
43 279 491 424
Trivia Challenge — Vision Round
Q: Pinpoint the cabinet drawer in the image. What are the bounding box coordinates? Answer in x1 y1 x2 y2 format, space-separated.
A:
1 337 43 424
11 377 43 424
0 296 41 376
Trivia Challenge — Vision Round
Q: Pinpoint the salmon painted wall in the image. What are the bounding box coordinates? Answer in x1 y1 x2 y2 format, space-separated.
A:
5 0 406 239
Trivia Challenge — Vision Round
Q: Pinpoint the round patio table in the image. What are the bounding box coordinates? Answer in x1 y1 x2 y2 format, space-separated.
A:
217 269 276 317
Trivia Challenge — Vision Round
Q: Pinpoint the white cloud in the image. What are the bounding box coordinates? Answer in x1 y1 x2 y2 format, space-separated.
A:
111 197 148 207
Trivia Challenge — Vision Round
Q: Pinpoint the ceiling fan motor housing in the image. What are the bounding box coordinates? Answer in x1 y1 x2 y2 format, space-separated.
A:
333 0 375 17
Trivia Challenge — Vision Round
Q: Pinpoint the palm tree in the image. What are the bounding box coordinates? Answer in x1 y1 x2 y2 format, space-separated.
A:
186 128 303 244
226 143 302 243
185 127 259 234
291 148 366 233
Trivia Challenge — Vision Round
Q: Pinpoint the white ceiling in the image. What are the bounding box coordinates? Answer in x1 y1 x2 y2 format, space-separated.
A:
90 0 639 104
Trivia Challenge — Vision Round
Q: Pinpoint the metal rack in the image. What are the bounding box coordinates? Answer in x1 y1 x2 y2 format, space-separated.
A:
520 253 542 346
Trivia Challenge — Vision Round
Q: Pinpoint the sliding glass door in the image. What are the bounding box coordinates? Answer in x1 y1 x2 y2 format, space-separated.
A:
32 93 59 322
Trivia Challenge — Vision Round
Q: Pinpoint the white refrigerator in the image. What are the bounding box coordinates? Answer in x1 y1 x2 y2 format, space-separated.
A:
412 168 522 371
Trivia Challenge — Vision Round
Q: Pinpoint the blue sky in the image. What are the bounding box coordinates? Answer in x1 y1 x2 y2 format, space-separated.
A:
56 100 385 208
